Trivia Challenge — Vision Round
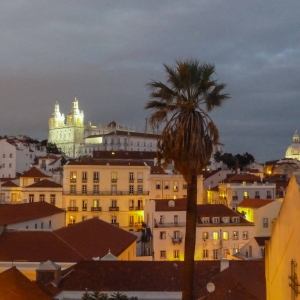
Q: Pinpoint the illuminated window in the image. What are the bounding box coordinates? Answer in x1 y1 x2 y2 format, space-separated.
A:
70 171 77 182
155 181 161 189
244 191 249 198
243 231 248 239
213 232 219 240
203 232 209 240
164 181 169 190
223 231 229 240
93 200 99 208
233 231 239 240
111 172 117 183
173 181 179 192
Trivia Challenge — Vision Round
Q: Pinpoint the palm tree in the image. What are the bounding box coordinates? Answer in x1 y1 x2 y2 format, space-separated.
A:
145 59 229 300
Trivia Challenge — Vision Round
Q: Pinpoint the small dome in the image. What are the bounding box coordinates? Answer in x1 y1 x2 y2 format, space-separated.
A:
286 130 300 160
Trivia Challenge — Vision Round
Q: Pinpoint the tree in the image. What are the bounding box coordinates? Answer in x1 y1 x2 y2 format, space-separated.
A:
109 292 128 300
81 291 91 300
90 291 109 300
145 59 229 300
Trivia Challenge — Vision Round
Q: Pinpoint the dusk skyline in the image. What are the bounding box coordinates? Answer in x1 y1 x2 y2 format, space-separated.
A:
0 1 299 163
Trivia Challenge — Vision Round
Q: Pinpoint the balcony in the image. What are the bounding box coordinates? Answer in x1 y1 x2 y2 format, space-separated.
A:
68 207 78 211
171 237 183 244
62 191 150 196
232 196 238 200
93 179 99 183
82 207 87 211
111 223 119 227
135 222 143 228
111 179 117 183
82 178 87 183
129 206 135 211
91 207 102 211
129 179 134 183
154 222 186 228
137 179 143 183
109 207 119 211
135 206 144 210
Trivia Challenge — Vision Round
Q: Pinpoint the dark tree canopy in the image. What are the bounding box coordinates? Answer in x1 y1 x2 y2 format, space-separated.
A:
214 151 255 169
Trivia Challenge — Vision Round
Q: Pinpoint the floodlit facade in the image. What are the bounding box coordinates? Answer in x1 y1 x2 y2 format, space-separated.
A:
48 98 159 157
63 160 150 229
145 199 254 261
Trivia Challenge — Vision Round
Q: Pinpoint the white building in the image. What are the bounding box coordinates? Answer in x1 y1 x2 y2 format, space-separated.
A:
0 137 46 178
48 98 159 157
145 198 254 261
285 130 300 160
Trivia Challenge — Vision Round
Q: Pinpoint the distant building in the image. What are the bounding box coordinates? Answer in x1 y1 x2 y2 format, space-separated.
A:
48 98 159 157
285 130 300 160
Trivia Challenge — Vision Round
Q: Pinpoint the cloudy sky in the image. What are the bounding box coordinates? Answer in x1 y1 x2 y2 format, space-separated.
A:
0 1 299 163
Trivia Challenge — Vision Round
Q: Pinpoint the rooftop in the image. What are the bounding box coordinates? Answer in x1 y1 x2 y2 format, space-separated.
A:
19 167 50 178
238 198 275 209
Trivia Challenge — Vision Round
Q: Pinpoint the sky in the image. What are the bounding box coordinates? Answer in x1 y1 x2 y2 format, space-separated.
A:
0 1 299 163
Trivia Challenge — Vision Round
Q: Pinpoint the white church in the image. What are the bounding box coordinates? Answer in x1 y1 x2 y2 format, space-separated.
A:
48 97 160 157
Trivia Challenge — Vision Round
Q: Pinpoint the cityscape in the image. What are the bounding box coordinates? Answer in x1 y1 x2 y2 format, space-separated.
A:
0 2 299 300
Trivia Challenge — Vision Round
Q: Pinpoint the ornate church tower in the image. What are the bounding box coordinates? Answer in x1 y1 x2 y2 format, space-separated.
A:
48 98 84 157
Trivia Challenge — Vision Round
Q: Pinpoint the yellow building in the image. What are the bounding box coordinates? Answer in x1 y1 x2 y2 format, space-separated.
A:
265 173 300 299
63 159 150 231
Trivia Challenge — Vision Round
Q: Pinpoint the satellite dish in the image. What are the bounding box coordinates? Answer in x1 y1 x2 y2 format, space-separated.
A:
207 282 215 293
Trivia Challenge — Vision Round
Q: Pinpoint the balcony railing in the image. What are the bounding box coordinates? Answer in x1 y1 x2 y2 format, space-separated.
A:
154 222 186 228
109 207 119 211
68 207 78 211
171 237 183 244
111 223 119 227
82 207 87 211
91 207 102 211
135 206 143 210
134 222 143 228
63 191 150 196
129 206 135 211
111 179 117 183
232 196 238 200
137 179 143 183
129 179 134 183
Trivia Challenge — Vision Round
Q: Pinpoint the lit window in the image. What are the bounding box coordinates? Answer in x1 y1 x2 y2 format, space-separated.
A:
244 191 249 198
70 171 77 182
111 172 117 183
173 181 179 192
243 231 248 239
164 181 169 190
155 181 161 189
223 231 229 240
233 231 239 240
203 232 209 240
213 232 219 240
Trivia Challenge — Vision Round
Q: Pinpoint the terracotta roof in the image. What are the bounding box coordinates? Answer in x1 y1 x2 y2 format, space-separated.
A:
254 236 270 246
196 204 252 224
54 218 137 259
58 260 220 293
197 260 265 300
1 180 19 187
0 231 83 262
20 167 50 178
150 166 167 174
25 179 62 188
238 198 275 209
155 198 187 211
0 267 52 300
222 174 262 183
0 202 65 226
93 150 157 160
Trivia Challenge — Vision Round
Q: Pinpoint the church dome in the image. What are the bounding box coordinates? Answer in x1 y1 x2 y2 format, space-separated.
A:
286 130 300 160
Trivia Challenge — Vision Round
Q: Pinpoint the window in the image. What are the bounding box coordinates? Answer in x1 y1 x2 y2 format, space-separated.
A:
255 191 260 198
203 249 209 259
41 222 43 229
9 163 12 168
49 220 51 228
129 185 134 194
223 231 229 240
137 172 143 183
39 194 45 202
93 172 99 182
213 232 219 240
70 185 76 194
111 199 117 208
173 181 179 192
50 194 56 205
212 217 220 223
232 191 238 200
82 185 87 194
164 195 169 199
160 251 166 259
82 200 87 210
129 172 134 182
183 182 187 190
233 231 239 240
244 191 249 198
232 216 240 223
111 172 117 183
174 250 180 260
164 181 169 189
29 194 34 203
111 216 117 224
159 215 164 224
243 231 248 239
2 154 5 158
267 191 272 199
160 231 166 240
128 215 134 226
203 232 209 240
137 185 143 194
156 181 161 189
201 217 209 224
263 218 268 228
213 249 218 260
70 171 77 182
35 223 37 229
69 215 76 224
70 200 76 208
93 185 99 194
129 199 134 209
82 172 87 182
174 215 179 225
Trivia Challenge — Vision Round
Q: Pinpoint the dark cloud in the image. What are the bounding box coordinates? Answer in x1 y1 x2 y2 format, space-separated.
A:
0 0 299 162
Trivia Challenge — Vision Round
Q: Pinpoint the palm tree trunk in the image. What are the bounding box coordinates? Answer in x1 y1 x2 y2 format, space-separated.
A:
182 173 198 300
